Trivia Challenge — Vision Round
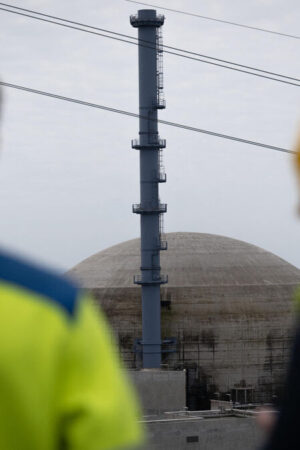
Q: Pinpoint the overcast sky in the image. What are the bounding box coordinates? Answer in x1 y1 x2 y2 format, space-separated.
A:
0 0 300 272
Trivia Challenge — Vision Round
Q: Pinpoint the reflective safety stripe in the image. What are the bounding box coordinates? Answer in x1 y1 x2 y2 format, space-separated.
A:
0 250 78 316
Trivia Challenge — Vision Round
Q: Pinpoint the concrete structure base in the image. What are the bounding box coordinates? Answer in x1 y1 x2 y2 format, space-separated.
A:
143 415 264 450
130 369 186 415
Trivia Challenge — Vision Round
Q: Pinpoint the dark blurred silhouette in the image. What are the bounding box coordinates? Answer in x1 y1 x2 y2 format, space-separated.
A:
259 327 300 449
258 136 300 450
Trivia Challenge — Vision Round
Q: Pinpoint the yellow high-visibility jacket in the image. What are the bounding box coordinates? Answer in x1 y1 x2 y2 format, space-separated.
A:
0 249 143 450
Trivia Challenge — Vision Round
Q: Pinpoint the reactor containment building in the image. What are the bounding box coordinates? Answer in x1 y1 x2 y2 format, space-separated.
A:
69 232 300 409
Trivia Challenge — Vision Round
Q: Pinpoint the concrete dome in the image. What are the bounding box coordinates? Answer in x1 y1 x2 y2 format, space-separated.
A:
69 232 300 288
68 232 300 407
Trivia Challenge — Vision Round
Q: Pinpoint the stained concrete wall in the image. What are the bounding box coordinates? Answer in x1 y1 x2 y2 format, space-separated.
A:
130 369 186 415
69 233 300 405
94 283 296 405
143 416 264 450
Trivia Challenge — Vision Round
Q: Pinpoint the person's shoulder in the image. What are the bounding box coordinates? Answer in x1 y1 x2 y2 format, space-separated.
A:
0 248 80 316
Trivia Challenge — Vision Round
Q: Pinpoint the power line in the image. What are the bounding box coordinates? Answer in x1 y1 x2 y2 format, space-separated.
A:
0 81 294 155
3 3 300 84
0 5 299 87
125 0 300 40
1 3 299 84
1 2 299 83
0 2 138 40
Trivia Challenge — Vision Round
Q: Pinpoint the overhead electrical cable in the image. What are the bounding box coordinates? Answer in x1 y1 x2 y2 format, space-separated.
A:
0 81 294 155
1 2 299 83
0 2 299 83
0 5 299 87
125 0 300 40
2 2 300 83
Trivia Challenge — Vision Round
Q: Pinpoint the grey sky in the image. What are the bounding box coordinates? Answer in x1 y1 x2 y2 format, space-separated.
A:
0 0 299 271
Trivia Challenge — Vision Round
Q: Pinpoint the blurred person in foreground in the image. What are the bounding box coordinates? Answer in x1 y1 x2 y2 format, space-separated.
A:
0 90 143 449
257 134 300 450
